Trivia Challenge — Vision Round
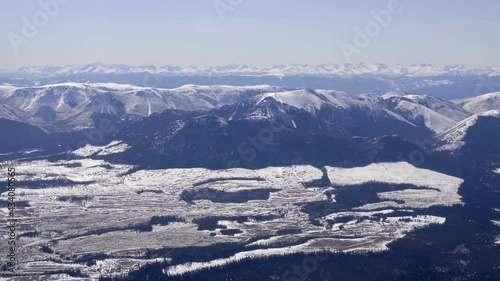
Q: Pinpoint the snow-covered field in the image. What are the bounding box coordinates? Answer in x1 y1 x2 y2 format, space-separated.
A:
0 159 463 280
72 141 130 157
325 162 463 208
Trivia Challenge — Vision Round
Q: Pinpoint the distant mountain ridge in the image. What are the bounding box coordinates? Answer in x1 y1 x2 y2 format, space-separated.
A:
2 63 499 79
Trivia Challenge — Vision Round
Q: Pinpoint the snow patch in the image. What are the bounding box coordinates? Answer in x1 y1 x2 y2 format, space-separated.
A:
72 141 130 157
325 162 463 208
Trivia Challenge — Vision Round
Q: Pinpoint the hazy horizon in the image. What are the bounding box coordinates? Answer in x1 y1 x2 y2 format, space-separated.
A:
1 0 499 69
2 61 500 71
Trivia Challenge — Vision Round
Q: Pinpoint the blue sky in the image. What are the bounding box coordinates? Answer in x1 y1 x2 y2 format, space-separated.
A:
1 0 499 69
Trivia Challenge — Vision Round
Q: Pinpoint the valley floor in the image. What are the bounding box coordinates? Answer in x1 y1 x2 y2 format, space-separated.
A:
0 157 466 280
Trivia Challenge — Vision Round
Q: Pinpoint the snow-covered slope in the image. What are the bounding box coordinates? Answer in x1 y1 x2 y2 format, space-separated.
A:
255 90 325 114
397 94 471 122
452 92 500 114
267 89 471 135
272 89 471 136
222 89 428 139
380 92 471 134
72 141 130 157
254 89 381 114
436 110 500 152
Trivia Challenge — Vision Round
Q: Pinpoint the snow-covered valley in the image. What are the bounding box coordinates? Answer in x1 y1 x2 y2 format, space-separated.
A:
1 157 464 280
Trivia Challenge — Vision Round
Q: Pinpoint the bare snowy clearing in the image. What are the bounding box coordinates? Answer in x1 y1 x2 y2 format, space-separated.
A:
1 159 463 279
325 162 463 208
72 141 130 157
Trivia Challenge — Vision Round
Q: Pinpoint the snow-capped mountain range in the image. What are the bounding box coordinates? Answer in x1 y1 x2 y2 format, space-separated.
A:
0 82 498 144
3 63 500 100
2 63 499 79
0 83 277 131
